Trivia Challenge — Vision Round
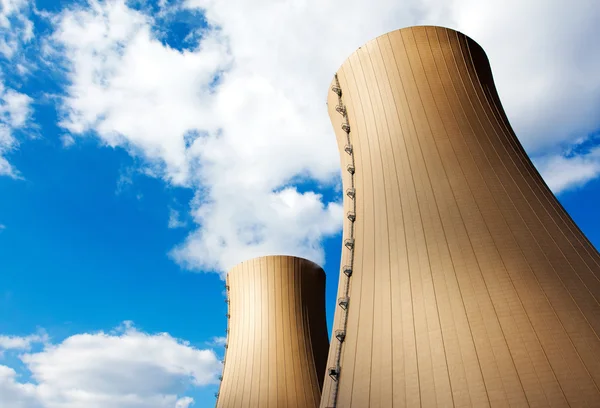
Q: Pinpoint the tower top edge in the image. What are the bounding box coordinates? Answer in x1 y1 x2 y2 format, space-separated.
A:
331 25 486 80
227 255 325 274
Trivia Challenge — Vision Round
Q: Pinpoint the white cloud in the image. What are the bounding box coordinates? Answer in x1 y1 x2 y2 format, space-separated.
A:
175 397 194 408
0 365 41 408
0 0 34 58
59 134 75 147
1 87 32 127
115 166 135 195
450 0 600 153
51 0 600 273
207 336 226 347
51 0 343 273
0 332 48 351
0 79 33 178
168 208 186 229
535 146 600 194
0 322 221 408
53 0 229 185
171 187 342 273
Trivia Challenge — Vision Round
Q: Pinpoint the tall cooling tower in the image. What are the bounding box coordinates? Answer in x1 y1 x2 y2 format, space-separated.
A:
216 255 329 408
322 26 600 407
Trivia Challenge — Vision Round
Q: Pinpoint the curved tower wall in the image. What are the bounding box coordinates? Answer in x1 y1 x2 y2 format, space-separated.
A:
217 255 329 408
322 25 600 407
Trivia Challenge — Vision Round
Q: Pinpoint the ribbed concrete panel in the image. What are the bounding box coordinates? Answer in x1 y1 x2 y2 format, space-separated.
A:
216 255 329 408
321 25 600 407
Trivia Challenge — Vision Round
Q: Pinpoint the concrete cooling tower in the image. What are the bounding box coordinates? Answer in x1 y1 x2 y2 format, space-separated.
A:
216 255 329 408
321 25 600 407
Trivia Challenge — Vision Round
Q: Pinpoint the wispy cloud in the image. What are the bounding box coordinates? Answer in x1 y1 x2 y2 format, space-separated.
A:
168 208 186 229
0 80 33 179
535 142 600 194
0 0 34 58
207 336 226 347
0 331 48 351
60 133 75 147
115 166 135 196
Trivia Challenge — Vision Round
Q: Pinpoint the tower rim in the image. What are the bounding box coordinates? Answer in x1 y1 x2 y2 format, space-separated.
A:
226 254 325 277
328 25 489 98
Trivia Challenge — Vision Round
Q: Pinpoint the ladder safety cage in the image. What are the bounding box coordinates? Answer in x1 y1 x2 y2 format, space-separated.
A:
328 367 340 381
338 297 349 310
344 239 355 250
329 73 355 408
342 265 352 277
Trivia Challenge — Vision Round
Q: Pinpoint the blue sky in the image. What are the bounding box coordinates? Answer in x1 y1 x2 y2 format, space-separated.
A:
1 0 600 407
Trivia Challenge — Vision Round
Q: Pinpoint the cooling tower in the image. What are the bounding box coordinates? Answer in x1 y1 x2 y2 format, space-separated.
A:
321 25 600 407
216 255 329 408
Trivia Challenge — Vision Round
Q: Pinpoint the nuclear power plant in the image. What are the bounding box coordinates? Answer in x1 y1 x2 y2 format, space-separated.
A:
217 26 600 407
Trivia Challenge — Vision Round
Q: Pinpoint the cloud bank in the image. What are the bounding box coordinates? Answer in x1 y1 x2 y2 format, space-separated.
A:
0 322 221 408
0 0 591 274
47 0 600 273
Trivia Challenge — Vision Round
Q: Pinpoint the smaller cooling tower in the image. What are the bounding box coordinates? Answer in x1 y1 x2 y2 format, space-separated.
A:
216 255 330 408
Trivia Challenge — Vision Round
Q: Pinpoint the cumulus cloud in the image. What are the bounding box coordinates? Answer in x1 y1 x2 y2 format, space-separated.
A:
0 365 41 408
49 0 600 272
52 0 229 185
0 79 33 178
0 322 221 408
171 187 342 273
51 0 343 273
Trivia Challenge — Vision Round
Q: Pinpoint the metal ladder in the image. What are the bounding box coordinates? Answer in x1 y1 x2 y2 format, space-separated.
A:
326 74 356 408
214 283 230 405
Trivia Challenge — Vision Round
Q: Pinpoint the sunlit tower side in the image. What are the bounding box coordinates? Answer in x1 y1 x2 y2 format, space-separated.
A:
322 25 600 407
216 255 329 408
